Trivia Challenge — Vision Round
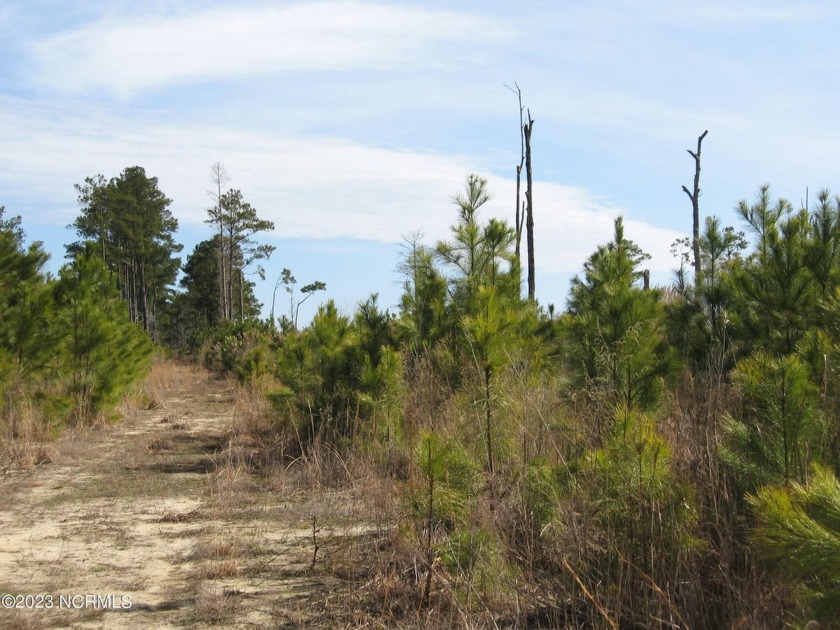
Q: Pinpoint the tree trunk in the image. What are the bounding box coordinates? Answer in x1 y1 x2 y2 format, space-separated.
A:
513 86 525 261
239 269 245 321
129 259 137 324
211 163 230 321
524 112 536 302
682 130 708 285
219 214 227 320
140 258 149 334
485 365 494 476
150 262 158 341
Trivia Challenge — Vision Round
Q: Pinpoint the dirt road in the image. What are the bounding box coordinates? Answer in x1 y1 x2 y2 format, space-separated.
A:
0 363 377 629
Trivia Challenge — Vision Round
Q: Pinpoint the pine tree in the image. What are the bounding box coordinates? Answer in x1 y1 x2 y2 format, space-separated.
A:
0 207 55 428
666 216 746 371
435 174 517 314
205 188 275 321
71 167 181 339
721 350 821 488
565 217 671 432
749 465 840 624
54 246 153 423
398 234 448 353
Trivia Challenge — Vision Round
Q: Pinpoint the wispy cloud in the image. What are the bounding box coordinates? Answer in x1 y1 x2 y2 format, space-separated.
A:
664 2 840 23
29 2 509 97
0 95 681 275
513 181 683 275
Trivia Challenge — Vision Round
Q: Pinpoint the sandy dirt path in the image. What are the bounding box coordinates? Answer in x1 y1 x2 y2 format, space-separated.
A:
0 363 377 629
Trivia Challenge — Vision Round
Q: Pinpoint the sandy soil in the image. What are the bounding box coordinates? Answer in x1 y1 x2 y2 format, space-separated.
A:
0 364 379 629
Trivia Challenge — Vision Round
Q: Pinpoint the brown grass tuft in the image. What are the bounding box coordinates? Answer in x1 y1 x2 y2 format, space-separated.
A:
191 588 239 624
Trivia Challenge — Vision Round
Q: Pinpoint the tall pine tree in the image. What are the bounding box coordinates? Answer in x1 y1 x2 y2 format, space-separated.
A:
71 166 182 339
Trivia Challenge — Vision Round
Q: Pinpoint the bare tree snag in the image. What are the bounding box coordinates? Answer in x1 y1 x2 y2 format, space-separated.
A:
524 110 536 302
682 130 708 284
209 162 230 319
505 83 526 262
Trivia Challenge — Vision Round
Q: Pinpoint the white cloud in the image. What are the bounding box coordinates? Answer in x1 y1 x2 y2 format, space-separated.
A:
481 176 683 275
29 2 509 97
0 95 682 276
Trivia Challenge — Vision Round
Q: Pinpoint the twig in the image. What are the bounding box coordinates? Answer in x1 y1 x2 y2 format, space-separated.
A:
617 552 690 629
310 514 319 569
561 557 618 630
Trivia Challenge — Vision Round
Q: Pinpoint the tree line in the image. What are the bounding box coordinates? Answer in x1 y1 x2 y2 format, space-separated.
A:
4 138 840 626
0 163 277 437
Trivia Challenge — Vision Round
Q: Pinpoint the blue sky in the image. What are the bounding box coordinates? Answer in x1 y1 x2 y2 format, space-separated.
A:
2 1 838 322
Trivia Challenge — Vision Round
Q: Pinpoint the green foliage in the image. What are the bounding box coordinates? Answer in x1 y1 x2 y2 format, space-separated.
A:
667 215 746 370
270 297 400 446
521 457 566 534
722 351 822 490
201 318 280 383
71 167 182 339
729 199 814 357
565 217 672 428
407 430 484 605
164 237 261 351
440 526 498 577
278 300 356 420
749 465 840 624
587 410 691 518
435 174 518 314
205 185 275 322
3 209 154 434
463 284 528 473
54 247 153 423
181 237 225 328
803 190 840 300
0 208 54 379
0 207 56 429
398 234 448 353
581 410 700 621
363 345 405 447
410 430 480 527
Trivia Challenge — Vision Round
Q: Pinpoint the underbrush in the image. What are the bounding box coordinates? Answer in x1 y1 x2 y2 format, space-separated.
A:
212 351 791 628
0 356 170 472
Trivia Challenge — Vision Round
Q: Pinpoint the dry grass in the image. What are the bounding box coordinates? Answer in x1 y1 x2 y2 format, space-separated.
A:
198 558 242 580
13 351 783 627
136 358 197 402
0 388 58 472
1 358 195 472
210 460 258 513
193 531 240 562
191 587 240 624
0 609 47 630
147 435 174 452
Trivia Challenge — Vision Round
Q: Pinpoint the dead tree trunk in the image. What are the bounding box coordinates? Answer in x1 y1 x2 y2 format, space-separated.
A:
507 83 526 261
682 130 708 285
524 111 535 302
210 162 230 320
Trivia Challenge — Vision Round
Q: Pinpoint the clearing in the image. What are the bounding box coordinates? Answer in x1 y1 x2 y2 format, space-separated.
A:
0 363 387 629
